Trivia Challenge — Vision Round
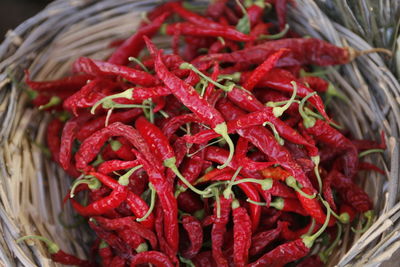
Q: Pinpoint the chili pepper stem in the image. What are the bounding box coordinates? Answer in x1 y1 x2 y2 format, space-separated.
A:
305 219 316 236
164 157 212 195
285 176 316 199
180 63 234 92
118 165 143 186
358 149 385 158
263 122 284 145
299 92 317 128
91 89 134 114
70 177 101 198
222 167 242 199
17 235 60 254
135 242 148 253
259 24 290 40
214 122 235 169
339 212 350 224
179 255 196 267
302 199 332 248
312 156 323 193
348 47 393 61
232 178 273 190
39 96 61 110
272 81 297 117
352 210 374 233
137 183 156 222
319 223 342 263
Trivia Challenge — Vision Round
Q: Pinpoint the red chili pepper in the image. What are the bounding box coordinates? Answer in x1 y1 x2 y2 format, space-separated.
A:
46 118 63 162
97 159 140 174
76 108 143 142
198 38 351 67
178 190 203 214
270 197 308 216
339 204 357 223
302 119 358 178
73 57 156 86
299 76 329 93
161 113 202 140
244 49 288 91
232 200 252 267
358 161 385 175
145 37 234 169
166 22 254 42
212 196 231 267
154 203 178 264
181 215 203 259
110 256 125 267
25 70 91 92
249 222 283 257
248 238 310 267
99 241 113 266
94 216 157 249
71 184 127 216
247 4 265 26
130 251 174 267
108 12 170 65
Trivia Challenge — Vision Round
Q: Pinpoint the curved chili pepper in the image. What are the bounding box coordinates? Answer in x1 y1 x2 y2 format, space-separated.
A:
154 203 178 264
76 108 142 142
192 251 217 267
46 118 63 162
97 159 139 174
73 57 156 87
17 236 92 266
181 215 203 259
178 191 203 214
249 222 283 257
145 37 235 169
117 228 144 251
212 196 231 267
198 38 350 67
244 49 288 91
232 200 252 267
161 113 201 139
130 251 174 267
99 241 113 266
25 70 91 92
94 216 157 249
300 76 329 93
108 12 170 65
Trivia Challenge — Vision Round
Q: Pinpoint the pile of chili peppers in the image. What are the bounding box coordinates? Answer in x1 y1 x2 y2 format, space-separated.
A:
20 0 388 266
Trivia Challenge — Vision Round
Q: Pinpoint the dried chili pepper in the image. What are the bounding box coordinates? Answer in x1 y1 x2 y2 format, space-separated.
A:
232 199 252 267
181 215 203 259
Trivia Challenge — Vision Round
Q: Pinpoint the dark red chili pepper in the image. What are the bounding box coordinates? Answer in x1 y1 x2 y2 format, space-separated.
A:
154 203 178 263
71 184 127 217
302 119 358 178
299 76 329 93
94 216 158 249
178 190 203 214
249 222 283 257
145 37 234 168
275 0 288 30
97 160 140 174
76 107 141 140
244 49 288 91
270 197 308 216
177 156 205 193
181 215 203 259
130 251 174 267
166 22 254 42
99 241 113 266
111 138 136 161
18 236 92 266
232 200 252 267
110 256 125 267
212 196 231 267
248 238 310 267
161 113 202 140
339 204 357 223
25 70 91 92
296 255 324 267
73 57 156 86
108 12 170 65
198 38 351 67
247 4 265 26
358 161 385 175
352 131 386 151
46 118 63 162
192 251 217 267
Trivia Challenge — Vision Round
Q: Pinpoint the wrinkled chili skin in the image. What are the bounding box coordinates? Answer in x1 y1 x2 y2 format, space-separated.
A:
248 238 310 267
249 224 282 257
46 118 63 162
50 250 92 266
130 251 174 267
212 197 232 267
181 215 203 259
233 205 252 267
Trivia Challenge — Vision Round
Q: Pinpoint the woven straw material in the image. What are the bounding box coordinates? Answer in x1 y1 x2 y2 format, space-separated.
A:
0 0 399 266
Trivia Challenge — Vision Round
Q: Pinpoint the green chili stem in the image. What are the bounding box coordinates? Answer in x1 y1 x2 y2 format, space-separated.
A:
91 89 134 114
232 178 273 190
213 188 221 218
299 92 317 128
39 96 61 110
302 199 332 248
128 57 150 73
137 183 156 222
70 177 101 198
304 108 343 129
272 81 297 117
359 149 385 158
285 176 316 199
180 63 234 92
263 122 284 145
223 167 243 199
17 235 59 254
118 165 143 186
187 138 223 158
214 123 235 169
258 24 290 40
179 255 196 267
305 219 316 236
165 157 211 196
352 210 374 233
319 223 342 263
266 99 301 107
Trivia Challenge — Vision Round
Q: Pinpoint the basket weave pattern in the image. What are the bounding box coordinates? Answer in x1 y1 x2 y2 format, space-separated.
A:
0 0 399 266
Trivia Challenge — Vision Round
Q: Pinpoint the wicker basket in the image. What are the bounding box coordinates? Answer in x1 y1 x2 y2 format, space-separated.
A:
0 0 399 266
